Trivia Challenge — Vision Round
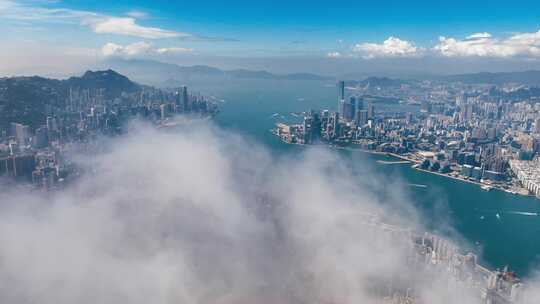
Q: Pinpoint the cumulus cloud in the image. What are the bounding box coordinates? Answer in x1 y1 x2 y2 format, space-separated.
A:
101 41 152 56
353 36 424 59
0 119 537 303
434 30 540 58
101 42 192 57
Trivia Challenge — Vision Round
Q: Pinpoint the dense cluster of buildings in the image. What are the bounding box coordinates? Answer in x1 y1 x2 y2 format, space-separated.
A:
0 85 217 190
509 158 540 197
354 213 523 304
273 80 540 197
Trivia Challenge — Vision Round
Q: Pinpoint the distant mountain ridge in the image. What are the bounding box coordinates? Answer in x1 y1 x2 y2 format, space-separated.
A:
353 77 408 88
345 71 540 87
102 58 332 86
100 58 540 87
435 70 540 86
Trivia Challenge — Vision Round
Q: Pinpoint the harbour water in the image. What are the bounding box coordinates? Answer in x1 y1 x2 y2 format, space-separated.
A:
192 79 540 276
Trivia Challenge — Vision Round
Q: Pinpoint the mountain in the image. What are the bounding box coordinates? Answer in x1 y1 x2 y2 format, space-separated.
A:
348 71 540 87
344 77 410 90
101 58 331 86
437 70 540 86
358 77 408 88
0 70 141 130
65 70 140 99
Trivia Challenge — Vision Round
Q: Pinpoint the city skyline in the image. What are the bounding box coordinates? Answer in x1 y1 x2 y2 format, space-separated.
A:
2 0 540 76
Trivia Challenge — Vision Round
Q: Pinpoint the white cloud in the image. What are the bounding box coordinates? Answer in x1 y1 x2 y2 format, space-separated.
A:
466 32 492 40
101 42 124 57
353 36 424 59
0 0 96 22
0 121 526 304
156 47 193 54
126 10 148 19
102 42 152 56
327 51 341 58
86 17 189 39
102 42 193 57
0 1 189 39
434 30 540 58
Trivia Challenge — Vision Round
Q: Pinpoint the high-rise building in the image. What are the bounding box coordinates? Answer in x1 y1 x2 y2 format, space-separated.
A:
0 154 36 179
461 103 474 121
356 97 364 111
160 104 168 120
181 86 189 112
46 116 57 132
337 81 345 112
534 118 540 134
339 96 356 122
331 112 340 139
10 122 31 145
367 102 375 119
33 126 49 148
356 110 369 126
304 111 322 143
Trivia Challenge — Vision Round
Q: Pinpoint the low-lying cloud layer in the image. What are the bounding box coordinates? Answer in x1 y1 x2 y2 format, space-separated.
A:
0 121 539 303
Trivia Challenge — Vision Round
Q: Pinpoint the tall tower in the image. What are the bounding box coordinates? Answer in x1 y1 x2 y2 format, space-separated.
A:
181 86 189 112
337 81 345 113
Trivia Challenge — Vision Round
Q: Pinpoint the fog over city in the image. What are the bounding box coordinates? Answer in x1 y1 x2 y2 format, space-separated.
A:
0 120 538 303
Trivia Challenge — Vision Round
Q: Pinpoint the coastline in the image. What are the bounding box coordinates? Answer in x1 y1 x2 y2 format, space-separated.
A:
385 152 532 197
271 131 532 198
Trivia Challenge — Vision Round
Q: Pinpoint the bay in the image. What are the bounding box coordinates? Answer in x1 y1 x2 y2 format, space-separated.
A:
189 78 540 276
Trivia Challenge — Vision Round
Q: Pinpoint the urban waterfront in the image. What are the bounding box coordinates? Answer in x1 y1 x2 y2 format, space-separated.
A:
199 79 540 277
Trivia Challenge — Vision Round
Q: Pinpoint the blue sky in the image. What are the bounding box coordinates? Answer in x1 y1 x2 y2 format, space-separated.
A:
2 0 540 76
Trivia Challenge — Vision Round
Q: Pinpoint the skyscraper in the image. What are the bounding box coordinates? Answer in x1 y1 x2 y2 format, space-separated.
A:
181 86 189 112
337 81 345 113
367 102 375 119
33 127 49 149
10 123 31 145
356 97 364 111
356 110 369 126
342 98 356 122
331 112 340 139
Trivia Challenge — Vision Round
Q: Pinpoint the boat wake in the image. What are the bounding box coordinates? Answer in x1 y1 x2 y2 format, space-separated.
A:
506 211 539 217
407 183 428 188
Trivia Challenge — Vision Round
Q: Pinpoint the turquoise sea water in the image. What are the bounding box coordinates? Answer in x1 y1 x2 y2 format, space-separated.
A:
190 79 540 276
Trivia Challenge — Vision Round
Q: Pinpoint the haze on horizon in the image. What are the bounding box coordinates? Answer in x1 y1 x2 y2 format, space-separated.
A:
2 0 540 78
